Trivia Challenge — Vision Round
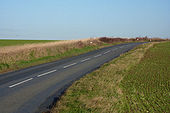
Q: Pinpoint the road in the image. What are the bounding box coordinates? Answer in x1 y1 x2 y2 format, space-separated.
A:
0 42 145 113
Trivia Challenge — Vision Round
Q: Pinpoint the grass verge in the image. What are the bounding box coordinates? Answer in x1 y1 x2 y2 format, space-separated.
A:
52 42 169 113
0 39 130 74
0 37 138 74
0 43 106 73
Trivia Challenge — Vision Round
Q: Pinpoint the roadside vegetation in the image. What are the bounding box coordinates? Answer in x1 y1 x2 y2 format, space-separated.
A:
52 41 170 113
0 37 167 74
1 38 133 74
0 39 58 47
0 38 103 73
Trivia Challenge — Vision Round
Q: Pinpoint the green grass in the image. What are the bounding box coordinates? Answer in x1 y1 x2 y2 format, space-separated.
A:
0 40 132 74
0 43 113 73
119 42 170 112
15 45 103 67
0 39 59 47
52 42 170 113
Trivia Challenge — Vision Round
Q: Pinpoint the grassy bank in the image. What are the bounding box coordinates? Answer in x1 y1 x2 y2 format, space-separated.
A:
52 42 170 113
1 38 126 74
0 39 58 47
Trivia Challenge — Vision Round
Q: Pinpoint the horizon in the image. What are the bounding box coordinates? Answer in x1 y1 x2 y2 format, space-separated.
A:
0 0 170 40
0 36 169 41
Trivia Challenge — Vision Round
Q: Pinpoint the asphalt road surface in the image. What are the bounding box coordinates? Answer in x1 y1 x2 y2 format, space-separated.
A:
0 42 145 113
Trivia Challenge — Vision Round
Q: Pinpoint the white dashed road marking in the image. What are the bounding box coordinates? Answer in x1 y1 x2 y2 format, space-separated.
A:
94 54 102 57
37 70 57 77
63 63 77 69
8 47 123 88
9 78 33 88
103 50 111 54
81 58 91 62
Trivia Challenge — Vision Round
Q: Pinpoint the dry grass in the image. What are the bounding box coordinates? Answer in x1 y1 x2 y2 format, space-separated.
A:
0 38 100 52
52 42 156 113
0 39 58 47
0 38 99 53
0 38 107 73
1 37 161 74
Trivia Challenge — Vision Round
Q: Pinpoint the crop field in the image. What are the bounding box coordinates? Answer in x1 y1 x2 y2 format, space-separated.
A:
119 42 170 112
52 42 170 113
0 39 58 47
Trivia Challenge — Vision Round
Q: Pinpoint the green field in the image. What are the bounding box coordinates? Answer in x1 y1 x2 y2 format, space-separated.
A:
0 39 58 47
119 42 170 112
52 42 170 113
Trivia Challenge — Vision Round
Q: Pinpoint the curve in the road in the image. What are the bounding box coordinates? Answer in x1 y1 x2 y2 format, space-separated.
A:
0 42 146 113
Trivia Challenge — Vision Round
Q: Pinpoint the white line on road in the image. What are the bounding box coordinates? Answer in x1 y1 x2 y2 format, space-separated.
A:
103 50 111 54
81 58 91 62
94 54 102 57
37 70 57 77
9 78 33 88
63 63 77 69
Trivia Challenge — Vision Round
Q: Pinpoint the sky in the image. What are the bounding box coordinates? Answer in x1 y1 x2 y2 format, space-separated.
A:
0 0 170 40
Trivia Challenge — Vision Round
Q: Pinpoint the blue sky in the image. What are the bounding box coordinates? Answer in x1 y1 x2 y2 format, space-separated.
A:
0 0 170 40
